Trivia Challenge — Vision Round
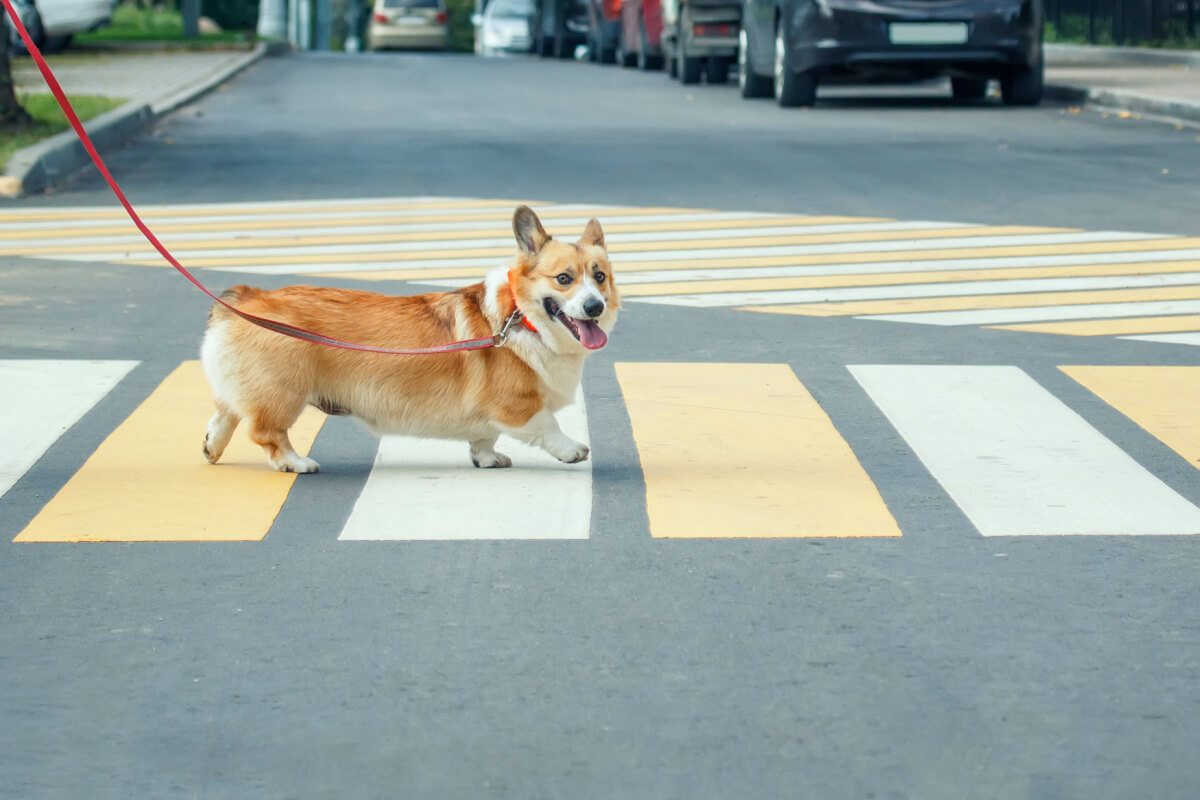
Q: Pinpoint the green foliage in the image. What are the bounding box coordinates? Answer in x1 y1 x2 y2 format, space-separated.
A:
446 0 475 52
0 94 124 168
203 0 261 31
77 1 252 43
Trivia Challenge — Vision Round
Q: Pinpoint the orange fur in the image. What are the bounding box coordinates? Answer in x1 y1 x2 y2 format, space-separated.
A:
200 206 619 473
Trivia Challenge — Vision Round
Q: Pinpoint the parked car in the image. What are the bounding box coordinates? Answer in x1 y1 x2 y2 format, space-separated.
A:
615 0 664 69
738 0 1045 106
473 0 536 54
532 0 589 58
368 0 449 51
7 0 115 54
584 0 621 62
661 0 740 84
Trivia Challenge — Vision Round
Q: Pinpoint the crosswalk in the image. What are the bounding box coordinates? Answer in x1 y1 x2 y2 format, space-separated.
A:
6 358 1200 542
5 196 1200 344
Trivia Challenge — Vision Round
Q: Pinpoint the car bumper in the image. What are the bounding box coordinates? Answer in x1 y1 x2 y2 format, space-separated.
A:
785 0 1041 76
369 23 448 49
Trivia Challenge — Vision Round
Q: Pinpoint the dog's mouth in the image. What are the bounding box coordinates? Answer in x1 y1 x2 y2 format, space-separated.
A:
543 297 607 350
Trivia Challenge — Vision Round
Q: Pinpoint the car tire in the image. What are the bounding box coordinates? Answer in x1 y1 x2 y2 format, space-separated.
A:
666 39 679 78
7 3 45 54
553 26 573 58
1001 59 1044 106
738 28 772 98
773 25 816 107
616 36 635 67
951 77 988 102
636 23 661 70
41 33 72 54
706 57 729 84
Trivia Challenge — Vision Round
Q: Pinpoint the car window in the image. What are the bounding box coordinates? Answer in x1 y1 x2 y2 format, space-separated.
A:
382 0 441 8
489 0 534 16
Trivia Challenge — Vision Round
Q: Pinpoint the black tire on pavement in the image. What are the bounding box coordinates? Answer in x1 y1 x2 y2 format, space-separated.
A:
738 28 773 98
666 41 679 78
41 33 72 54
706 56 730 84
773 25 816 107
1001 59 1044 106
951 77 989 102
553 28 573 58
616 36 636 67
636 23 661 70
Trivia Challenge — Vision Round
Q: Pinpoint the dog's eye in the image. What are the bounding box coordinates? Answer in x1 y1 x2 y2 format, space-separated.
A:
594 271 606 284
556 273 573 286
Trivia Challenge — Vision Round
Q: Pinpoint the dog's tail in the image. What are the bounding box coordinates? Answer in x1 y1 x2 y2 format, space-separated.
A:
207 285 260 324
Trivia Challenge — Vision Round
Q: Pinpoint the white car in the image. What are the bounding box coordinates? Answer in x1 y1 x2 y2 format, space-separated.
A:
8 0 115 54
473 0 535 55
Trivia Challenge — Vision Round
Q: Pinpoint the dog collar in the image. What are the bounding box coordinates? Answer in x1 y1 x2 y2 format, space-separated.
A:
506 269 539 334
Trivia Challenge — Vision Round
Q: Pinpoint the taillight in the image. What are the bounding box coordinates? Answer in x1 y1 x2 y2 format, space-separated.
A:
435 11 448 22
693 23 734 36
373 12 388 22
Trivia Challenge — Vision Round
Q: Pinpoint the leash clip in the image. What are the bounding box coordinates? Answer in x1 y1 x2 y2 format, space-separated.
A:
494 308 524 347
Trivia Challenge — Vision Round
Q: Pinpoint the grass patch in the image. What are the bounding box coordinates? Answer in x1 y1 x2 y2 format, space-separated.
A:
76 2 253 45
0 94 125 169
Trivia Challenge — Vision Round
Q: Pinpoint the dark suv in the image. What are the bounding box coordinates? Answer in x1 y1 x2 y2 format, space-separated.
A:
738 0 1044 107
534 0 592 56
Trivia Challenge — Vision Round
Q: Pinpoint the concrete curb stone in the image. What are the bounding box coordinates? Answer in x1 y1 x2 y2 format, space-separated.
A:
1044 43 1200 126
1 42 271 199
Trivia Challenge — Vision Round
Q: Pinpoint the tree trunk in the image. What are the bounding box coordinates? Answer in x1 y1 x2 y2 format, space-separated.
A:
0 15 33 127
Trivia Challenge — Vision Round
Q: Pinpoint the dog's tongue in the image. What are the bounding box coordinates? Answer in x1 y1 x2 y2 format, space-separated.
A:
576 319 608 350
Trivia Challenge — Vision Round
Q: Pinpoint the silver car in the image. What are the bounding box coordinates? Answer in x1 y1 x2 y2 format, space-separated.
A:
474 0 536 55
368 0 450 50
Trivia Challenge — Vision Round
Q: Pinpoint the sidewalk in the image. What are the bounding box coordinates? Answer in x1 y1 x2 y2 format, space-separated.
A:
1045 44 1200 125
3 44 267 198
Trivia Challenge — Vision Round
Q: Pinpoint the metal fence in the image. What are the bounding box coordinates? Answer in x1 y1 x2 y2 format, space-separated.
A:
1045 0 1199 45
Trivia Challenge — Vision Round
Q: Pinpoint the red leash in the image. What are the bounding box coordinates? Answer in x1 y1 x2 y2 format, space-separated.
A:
0 0 512 356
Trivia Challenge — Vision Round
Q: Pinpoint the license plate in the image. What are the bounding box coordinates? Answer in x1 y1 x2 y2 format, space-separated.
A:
395 15 427 25
888 22 969 45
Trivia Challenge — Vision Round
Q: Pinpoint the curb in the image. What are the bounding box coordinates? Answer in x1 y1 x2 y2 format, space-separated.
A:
1045 83 1200 126
1046 43 1200 69
1 41 270 199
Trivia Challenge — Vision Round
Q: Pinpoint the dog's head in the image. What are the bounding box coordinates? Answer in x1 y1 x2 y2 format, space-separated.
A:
509 206 619 352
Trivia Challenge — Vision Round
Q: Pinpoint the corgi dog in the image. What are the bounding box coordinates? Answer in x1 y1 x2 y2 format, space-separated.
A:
199 206 618 473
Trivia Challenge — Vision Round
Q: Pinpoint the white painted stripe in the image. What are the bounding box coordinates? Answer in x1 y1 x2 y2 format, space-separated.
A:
862 299 1200 326
198 246 1200 278
1121 332 1200 346
63 230 1160 264
0 360 138 500
338 397 591 540
0 220 956 251
483 272 1200 307
850 365 1200 536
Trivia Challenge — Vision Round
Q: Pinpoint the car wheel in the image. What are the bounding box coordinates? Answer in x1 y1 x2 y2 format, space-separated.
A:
738 28 772 98
677 20 702 85
706 56 729 84
41 33 72 54
1001 59 1044 106
636 23 660 70
616 36 635 67
8 3 44 54
553 26 572 58
666 38 678 78
773 25 816 107
951 77 988 102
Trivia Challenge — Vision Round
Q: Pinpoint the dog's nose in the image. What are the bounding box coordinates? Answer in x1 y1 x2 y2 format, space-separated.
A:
583 298 605 318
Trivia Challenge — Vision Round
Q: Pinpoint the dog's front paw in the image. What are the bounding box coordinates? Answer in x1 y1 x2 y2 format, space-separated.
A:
472 450 513 469
549 440 590 464
274 454 321 473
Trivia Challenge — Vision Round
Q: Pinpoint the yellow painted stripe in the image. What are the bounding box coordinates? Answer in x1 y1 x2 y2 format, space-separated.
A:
319 257 1200 285
619 260 1200 298
1062 366 1200 469
0 214 878 241
14 362 325 542
991 315 1200 336
0 198 527 224
615 362 900 538
3 223 1054 258
132 236 1200 271
741 285 1200 318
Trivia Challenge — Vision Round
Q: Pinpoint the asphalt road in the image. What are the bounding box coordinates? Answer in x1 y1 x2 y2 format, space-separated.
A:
3 52 1200 799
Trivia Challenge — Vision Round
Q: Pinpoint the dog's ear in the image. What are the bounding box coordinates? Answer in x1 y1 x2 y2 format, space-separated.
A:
579 218 605 249
513 206 550 257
